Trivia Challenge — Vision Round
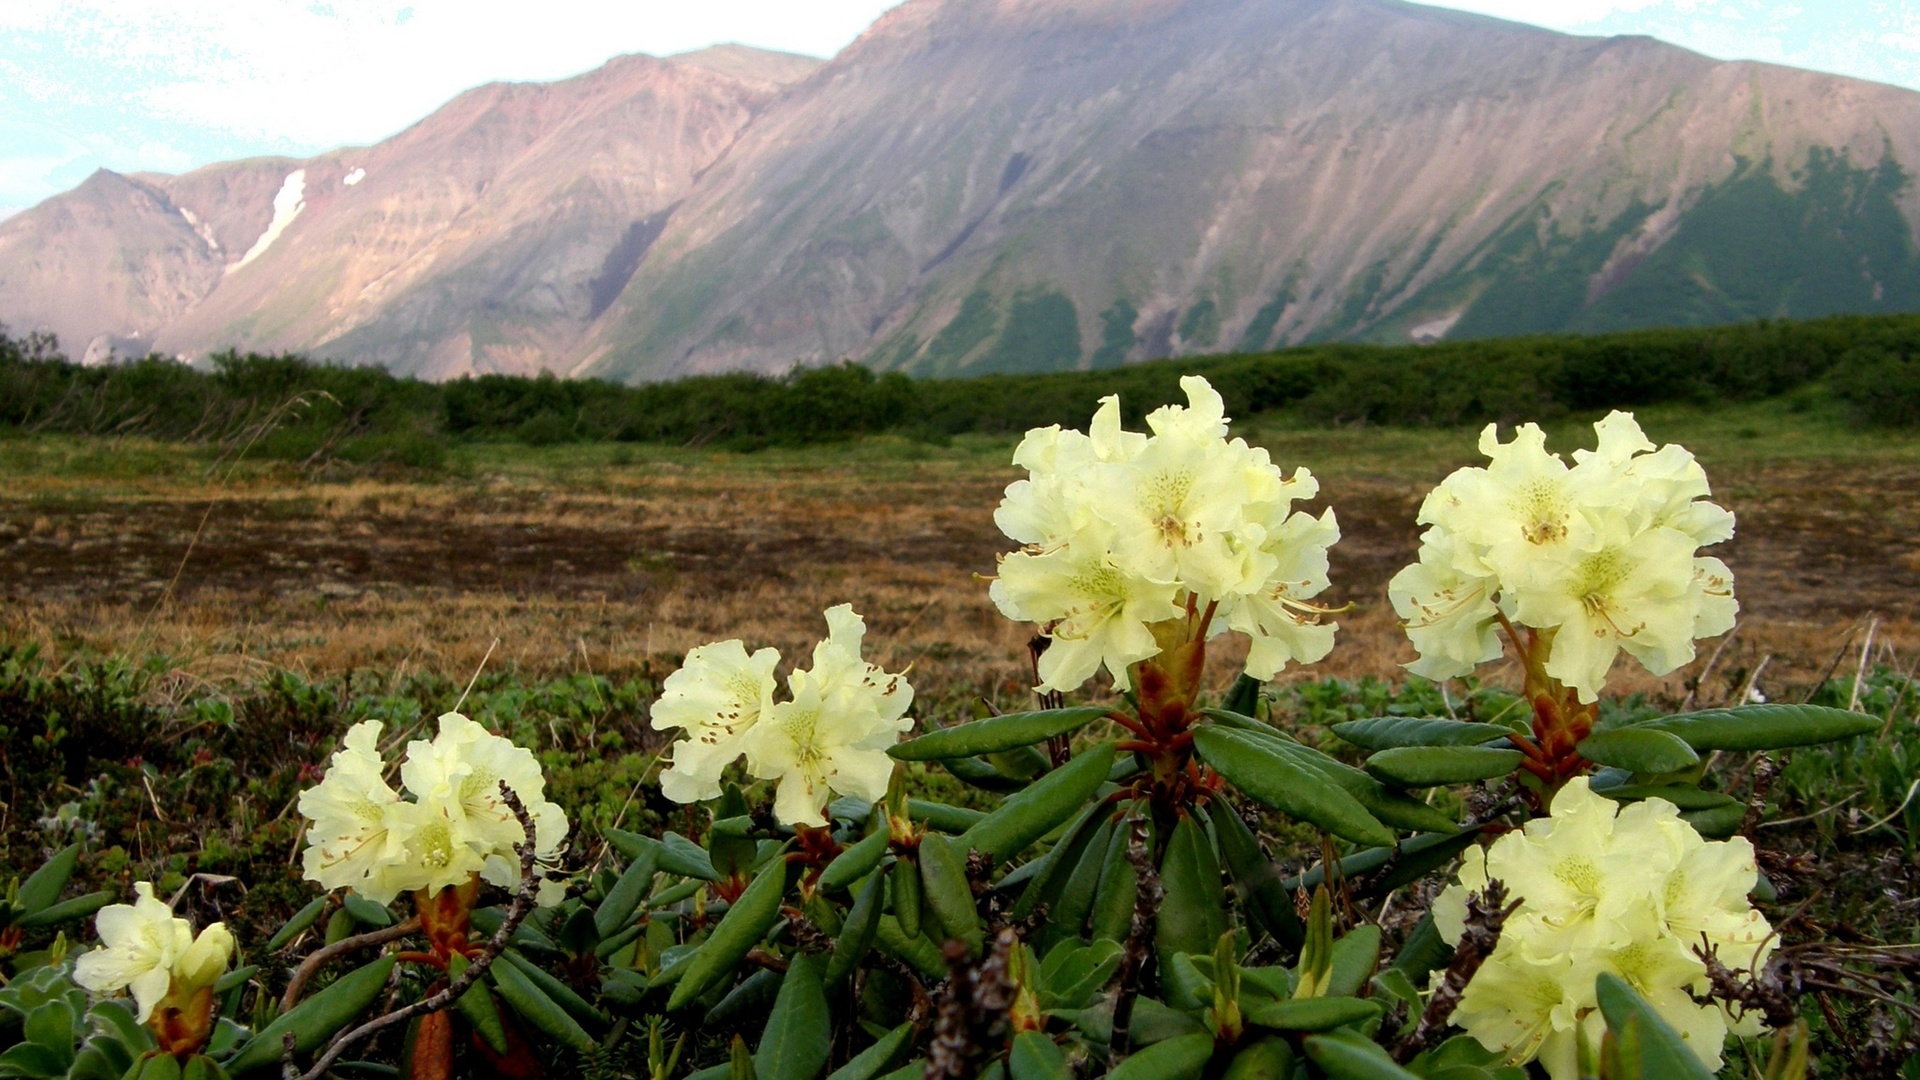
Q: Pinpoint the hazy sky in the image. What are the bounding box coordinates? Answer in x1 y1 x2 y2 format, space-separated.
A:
4 0 1918 219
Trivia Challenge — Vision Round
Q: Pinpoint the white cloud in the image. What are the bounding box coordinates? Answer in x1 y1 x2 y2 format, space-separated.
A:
0 1 902 150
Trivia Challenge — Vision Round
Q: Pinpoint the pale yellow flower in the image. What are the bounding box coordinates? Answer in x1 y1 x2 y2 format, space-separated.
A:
73 883 231 1023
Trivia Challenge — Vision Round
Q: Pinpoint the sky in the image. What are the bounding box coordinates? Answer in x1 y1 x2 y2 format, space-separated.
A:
4 0 1919 220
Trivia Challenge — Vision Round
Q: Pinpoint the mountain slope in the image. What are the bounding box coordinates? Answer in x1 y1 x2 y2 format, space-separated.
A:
0 47 821 375
577 0 1920 381
6 0 1920 379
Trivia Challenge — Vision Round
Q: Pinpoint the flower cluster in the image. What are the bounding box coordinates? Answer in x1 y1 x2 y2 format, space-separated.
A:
989 375 1340 693
1388 411 1736 702
1433 779 1773 1078
652 604 913 827
73 882 234 1023
299 712 569 907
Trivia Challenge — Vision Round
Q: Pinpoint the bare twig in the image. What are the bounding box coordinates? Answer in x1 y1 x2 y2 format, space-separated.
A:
277 916 423 1014
282 782 543 1080
1395 880 1517 1062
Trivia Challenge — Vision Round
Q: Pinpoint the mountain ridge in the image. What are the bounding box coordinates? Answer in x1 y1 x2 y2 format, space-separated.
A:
4 0 1919 380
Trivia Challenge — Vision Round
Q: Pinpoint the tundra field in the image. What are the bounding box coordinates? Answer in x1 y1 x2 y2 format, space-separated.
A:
1 395 1918 972
5 398 1917 706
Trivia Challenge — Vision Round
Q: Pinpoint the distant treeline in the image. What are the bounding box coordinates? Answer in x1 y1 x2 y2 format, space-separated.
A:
2 314 1918 462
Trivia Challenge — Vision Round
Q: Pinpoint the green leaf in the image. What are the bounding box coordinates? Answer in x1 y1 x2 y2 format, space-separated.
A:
224 955 398 1074
823 1023 914 1080
1125 996 1207 1045
1008 1031 1073 1080
15 891 113 929
1389 912 1451 977
1205 798 1304 949
1223 674 1263 719
666 856 791 1010
1043 816 1114 939
1681 803 1747 838
1193 727 1394 846
1327 926 1383 998
0 1041 68 1079
1038 939 1123 1012
1155 815 1226 961
1089 815 1141 943
88 1000 156 1055
498 949 609 1026
24 1000 75 1066
214 965 257 996
958 743 1117 862
891 707 1110 761
603 827 657 864
1636 704 1880 751
1008 803 1104 920
938 755 1028 793
1284 830 1484 898
1303 1029 1423 1078
819 823 890 894
661 833 722 881
445 954 508 1056
1221 1036 1296 1080
1598 785 1741 811
873 916 947 980
1108 1032 1214 1080
707 969 783 1029
265 896 329 952
1245 995 1382 1032
491 953 597 1053
907 800 988 834
594 843 660 940
754 955 830 1080
15 844 79 916
1576 729 1700 774
340 895 392 928
892 853 922 940
1331 718 1513 751
1241 730 1461 834
1594 972 1716 1079
1363 746 1524 787
918 833 982 954
826 870 886 987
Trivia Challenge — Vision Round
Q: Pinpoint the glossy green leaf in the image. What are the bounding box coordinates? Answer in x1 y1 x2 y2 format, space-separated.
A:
707 969 782 1028
1155 815 1225 961
919 833 982 953
1576 729 1699 774
1594 972 1716 1079
754 955 830 1080
1332 718 1513 751
823 1023 914 1080
445 954 508 1056
1246 731 1461 834
1193 726 1394 846
1125 996 1208 1045
893 854 922 940
1007 1031 1073 1080
1681 803 1748 838
1327 926 1383 998
655 832 719 881
225 955 398 1074
1111 1032 1213 1080
1303 1029 1422 1078
1222 1036 1296 1080
1008 803 1104 920
820 824 891 893
891 707 1109 760
24 999 75 1065
958 743 1117 862
873 916 947 980
666 856 790 1010
1205 798 1304 949
492 952 597 1052
1389 912 1451 976
1223 674 1263 719
1363 746 1524 787
595 844 660 939
15 891 113 930
939 755 1028 793
907 800 988 834
1044 815 1114 939
1599 785 1741 811
265 896 329 953
1636 704 1880 751
16 844 79 916
1090 815 1140 943
499 949 608 1026
340 894 392 928
1245 995 1382 1032
826 870 886 987
1284 830 1483 898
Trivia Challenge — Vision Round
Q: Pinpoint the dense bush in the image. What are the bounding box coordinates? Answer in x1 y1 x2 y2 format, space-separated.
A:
4 314 1919 462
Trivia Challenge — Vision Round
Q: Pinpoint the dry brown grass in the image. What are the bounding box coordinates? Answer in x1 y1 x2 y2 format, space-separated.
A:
2 414 1917 715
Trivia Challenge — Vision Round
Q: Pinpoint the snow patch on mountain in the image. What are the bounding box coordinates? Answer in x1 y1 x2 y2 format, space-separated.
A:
229 170 305 274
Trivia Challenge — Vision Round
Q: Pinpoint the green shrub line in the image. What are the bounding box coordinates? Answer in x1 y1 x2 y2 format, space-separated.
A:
4 314 1920 463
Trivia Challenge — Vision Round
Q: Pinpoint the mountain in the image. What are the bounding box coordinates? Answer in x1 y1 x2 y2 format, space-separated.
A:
6 0 1920 380
0 45 820 375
